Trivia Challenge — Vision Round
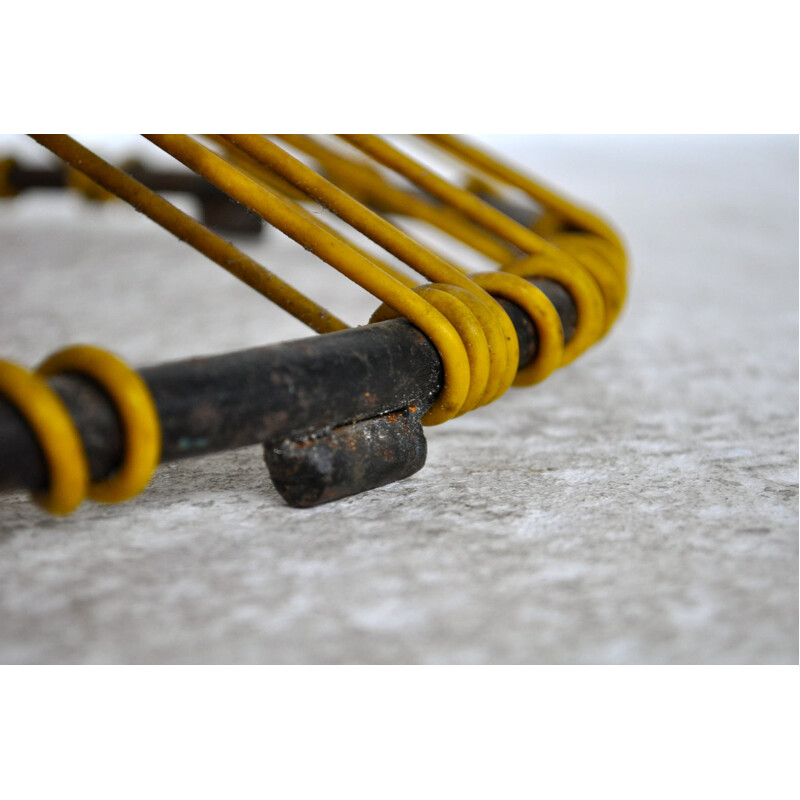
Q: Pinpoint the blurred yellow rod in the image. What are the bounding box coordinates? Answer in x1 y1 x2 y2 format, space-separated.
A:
421 134 624 255
28 134 347 335
144 134 472 424
340 135 562 258
280 135 516 263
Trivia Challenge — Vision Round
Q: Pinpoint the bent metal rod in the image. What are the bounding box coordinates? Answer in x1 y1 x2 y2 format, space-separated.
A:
0 134 625 511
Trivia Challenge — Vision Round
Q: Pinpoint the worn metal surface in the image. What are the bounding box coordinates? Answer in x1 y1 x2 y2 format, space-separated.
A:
0 286 574 501
265 405 427 507
259 278 574 506
0 135 795 665
0 142 578 509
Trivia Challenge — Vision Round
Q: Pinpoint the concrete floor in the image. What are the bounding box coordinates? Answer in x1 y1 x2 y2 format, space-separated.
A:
0 135 797 663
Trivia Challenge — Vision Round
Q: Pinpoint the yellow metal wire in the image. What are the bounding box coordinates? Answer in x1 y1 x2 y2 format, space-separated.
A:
420 134 627 323
219 134 518 408
338 135 609 362
38 346 161 504
0 345 161 514
29 135 348 335
278 135 517 263
0 361 89 514
3 132 628 514
340 135 555 257
421 134 626 261
143 134 472 425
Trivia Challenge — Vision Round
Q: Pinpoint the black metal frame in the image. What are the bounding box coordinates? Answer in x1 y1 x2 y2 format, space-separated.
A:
0 278 576 507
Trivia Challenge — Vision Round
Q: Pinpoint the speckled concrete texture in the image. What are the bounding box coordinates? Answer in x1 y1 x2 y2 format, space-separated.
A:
0 135 797 663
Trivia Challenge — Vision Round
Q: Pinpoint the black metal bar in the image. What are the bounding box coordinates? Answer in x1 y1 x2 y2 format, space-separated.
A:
0 280 576 496
6 163 67 190
4 161 263 235
265 405 428 507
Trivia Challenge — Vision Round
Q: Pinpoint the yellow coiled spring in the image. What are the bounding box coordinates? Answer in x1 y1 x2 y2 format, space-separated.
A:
0 347 160 514
1 134 627 514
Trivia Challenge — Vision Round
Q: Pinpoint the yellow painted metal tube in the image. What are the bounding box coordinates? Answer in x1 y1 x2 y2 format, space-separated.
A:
280 135 516 263
1 345 163 513
203 134 310 201
442 147 628 318
371 285 491 415
340 135 612 357
286 200 417 290
340 135 556 258
38 346 161 504
547 232 626 330
503 253 605 364
0 361 89 514
470 273 564 386
223 135 470 286
221 134 519 405
29 135 347 335
144 134 471 425
421 134 626 269
203 136 415 287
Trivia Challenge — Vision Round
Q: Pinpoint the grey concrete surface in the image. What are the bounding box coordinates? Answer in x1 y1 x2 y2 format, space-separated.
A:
0 135 797 664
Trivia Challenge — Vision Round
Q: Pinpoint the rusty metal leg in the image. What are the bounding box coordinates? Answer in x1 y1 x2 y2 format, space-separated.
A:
264 405 427 507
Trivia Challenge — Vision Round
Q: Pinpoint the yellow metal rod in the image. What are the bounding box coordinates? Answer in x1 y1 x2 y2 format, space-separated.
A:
340 135 556 258
142 135 421 314
341 136 616 359
205 135 417 289
280 135 516 263
339 135 612 355
144 134 472 424
225 136 479 293
281 194 417 289
29 134 347 335
221 134 519 404
203 134 310 201
421 134 625 258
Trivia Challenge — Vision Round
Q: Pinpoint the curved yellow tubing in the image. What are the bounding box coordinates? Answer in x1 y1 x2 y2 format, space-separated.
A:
547 233 626 332
372 285 490 415
278 135 517 263
339 134 607 360
6 132 628 517
0 361 89 514
144 134 470 425
339 135 553 258
219 134 518 410
470 273 564 386
440 285 515 406
420 134 626 265
38 346 161 503
502 254 606 365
